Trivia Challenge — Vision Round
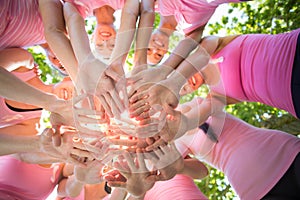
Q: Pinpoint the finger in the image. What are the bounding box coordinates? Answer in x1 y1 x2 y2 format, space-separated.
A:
70 148 93 160
105 68 123 82
129 99 148 111
76 126 105 138
108 138 138 147
40 128 54 143
123 151 136 171
136 150 147 170
145 139 167 151
143 151 159 163
117 81 129 109
129 90 148 103
104 92 122 119
126 74 142 85
136 124 159 137
138 118 160 126
107 181 127 188
98 95 113 117
72 93 88 105
52 128 62 147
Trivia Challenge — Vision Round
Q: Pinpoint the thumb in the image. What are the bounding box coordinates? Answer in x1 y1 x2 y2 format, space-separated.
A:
105 68 123 82
127 74 142 85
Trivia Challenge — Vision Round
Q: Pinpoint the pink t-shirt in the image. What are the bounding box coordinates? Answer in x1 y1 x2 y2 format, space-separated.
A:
211 29 300 117
65 0 125 18
0 0 45 50
176 104 300 199
0 70 42 128
103 174 208 200
157 0 242 34
144 174 208 200
0 156 61 200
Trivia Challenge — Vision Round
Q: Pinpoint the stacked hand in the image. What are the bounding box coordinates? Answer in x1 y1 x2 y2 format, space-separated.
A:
104 149 157 198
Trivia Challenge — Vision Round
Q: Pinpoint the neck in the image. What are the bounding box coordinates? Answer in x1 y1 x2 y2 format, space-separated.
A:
94 6 115 24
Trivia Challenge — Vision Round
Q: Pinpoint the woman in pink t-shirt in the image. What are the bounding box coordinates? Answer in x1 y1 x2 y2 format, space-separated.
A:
147 0 251 65
179 28 300 119
0 48 90 199
174 97 300 199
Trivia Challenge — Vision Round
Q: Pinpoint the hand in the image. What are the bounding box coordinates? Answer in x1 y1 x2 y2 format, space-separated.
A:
39 128 92 166
74 160 104 184
127 67 168 98
145 143 184 181
143 106 189 151
77 56 127 118
94 66 128 118
129 80 180 119
105 150 157 198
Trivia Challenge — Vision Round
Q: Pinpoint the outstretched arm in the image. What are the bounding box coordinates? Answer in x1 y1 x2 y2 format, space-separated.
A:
0 67 58 111
39 0 78 79
132 0 155 72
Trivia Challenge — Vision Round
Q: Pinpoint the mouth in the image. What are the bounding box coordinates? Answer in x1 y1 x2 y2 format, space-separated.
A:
100 32 112 38
191 76 197 86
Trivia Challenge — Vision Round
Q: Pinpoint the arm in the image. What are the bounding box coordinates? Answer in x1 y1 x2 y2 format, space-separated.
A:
109 0 140 73
158 26 206 77
0 134 40 156
39 0 78 80
180 158 208 179
0 48 34 71
133 0 155 71
0 67 58 111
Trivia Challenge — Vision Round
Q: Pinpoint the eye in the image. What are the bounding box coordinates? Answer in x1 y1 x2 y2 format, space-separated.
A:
96 44 104 49
154 53 162 60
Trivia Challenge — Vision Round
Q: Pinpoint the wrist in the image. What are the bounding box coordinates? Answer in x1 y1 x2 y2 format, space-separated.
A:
163 71 186 95
157 64 173 78
44 94 60 112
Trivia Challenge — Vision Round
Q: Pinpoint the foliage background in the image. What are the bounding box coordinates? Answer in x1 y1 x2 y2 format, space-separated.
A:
30 0 300 199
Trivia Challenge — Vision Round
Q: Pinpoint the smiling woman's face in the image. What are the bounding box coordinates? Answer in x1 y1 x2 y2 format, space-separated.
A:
93 24 117 60
147 30 169 65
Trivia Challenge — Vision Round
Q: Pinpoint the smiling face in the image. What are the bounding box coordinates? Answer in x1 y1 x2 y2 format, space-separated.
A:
93 24 117 60
147 30 170 65
179 72 204 96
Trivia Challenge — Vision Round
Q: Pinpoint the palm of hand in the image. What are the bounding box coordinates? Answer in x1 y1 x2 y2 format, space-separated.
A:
148 83 179 109
77 57 106 94
74 161 103 184
128 68 167 97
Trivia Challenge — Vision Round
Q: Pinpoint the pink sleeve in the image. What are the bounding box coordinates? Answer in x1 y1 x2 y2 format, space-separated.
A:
64 0 92 18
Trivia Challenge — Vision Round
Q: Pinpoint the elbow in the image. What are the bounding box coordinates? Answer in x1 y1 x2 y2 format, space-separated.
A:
43 24 66 41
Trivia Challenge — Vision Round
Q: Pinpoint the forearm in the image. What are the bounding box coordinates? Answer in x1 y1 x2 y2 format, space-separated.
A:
161 45 210 96
110 0 139 66
16 152 61 164
0 134 40 156
109 188 128 200
184 96 225 130
134 0 155 66
161 27 205 75
63 3 94 67
0 67 58 111
64 175 85 198
39 0 78 80
180 159 208 179
0 48 34 71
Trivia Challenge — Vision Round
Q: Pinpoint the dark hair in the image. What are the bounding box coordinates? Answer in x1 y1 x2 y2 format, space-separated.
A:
104 182 112 194
199 122 218 143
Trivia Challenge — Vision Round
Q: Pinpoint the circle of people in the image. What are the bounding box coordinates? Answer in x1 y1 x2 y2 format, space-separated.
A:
0 0 299 199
